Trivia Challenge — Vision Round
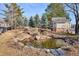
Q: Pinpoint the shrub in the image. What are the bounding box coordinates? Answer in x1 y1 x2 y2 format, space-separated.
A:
30 39 61 49
41 39 58 49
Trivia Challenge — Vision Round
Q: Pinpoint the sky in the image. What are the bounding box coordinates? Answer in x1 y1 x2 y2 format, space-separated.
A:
0 3 75 24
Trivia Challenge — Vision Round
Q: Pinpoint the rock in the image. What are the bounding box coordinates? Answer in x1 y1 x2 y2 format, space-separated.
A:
31 28 39 34
45 49 50 53
64 38 79 45
25 34 31 39
13 38 19 43
35 35 41 40
24 27 30 31
50 48 65 56
57 48 65 56
23 46 52 56
61 45 72 51
53 34 66 38
24 45 35 49
18 42 24 47
56 39 67 47
26 31 33 35
14 33 31 42
65 47 79 56
74 44 79 49
40 35 47 40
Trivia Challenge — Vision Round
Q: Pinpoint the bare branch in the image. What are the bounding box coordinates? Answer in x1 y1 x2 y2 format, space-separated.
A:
65 9 75 13
0 13 5 16
65 3 77 12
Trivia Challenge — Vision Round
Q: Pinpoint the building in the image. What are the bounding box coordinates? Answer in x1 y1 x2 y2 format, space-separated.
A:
0 20 11 33
51 17 71 33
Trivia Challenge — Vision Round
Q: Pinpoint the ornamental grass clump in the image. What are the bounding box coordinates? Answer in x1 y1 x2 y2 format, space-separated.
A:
41 39 57 49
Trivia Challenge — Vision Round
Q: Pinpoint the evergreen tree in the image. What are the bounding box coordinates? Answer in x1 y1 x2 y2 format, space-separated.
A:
41 13 49 28
45 3 66 20
34 14 40 27
29 16 35 27
10 3 24 28
23 17 29 26
1 3 24 29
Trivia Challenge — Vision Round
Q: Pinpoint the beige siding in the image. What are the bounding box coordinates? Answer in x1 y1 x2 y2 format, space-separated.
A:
56 22 71 32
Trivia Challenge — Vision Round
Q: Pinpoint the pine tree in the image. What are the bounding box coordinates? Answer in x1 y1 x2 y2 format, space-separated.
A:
45 3 66 20
1 3 24 29
10 3 24 28
23 17 29 26
34 14 40 28
41 14 49 28
29 16 35 27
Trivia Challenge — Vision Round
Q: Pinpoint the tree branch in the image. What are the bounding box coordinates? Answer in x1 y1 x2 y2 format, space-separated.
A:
65 9 75 14
65 3 77 12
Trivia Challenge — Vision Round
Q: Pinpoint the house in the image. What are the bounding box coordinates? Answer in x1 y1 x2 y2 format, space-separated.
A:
51 17 71 33
0 20 11 33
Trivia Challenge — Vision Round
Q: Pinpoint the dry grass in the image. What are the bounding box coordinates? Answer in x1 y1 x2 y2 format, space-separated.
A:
0 30 25 55
0 29 52 56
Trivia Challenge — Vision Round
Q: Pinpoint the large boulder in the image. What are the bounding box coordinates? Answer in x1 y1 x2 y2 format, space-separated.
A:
56 39 67 47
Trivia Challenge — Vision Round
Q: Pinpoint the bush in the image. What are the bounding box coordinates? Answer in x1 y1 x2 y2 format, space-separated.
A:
30 39 61 49
41 39 58 49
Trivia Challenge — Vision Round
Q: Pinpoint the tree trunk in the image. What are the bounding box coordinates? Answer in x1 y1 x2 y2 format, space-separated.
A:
75 4 79 34
75 15 79 34
75 19 78 34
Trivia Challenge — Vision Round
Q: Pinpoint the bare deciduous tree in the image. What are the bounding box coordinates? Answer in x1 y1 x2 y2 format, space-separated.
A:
65 3 79 34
